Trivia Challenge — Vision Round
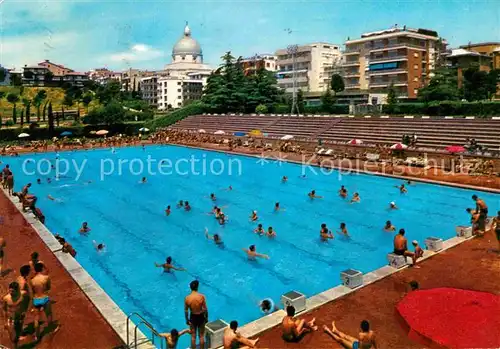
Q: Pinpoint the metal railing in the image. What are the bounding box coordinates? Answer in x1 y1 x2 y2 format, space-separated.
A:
126 312 167 349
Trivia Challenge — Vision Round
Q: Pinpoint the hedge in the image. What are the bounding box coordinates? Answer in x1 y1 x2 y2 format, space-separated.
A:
0 122 145 142
383 101 500 116
145 102 207 129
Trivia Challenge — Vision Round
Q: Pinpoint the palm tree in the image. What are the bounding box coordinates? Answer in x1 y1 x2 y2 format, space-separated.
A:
6 93 20 124
22 97 31 125
33 90 47 122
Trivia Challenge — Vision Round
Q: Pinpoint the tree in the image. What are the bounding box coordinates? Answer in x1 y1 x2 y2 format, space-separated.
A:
23 70 34 79
42 100 50 122
0 68 6 82
20 110 25 127
44 71 54 84
462 66 499 101
82 93 93 112
330 74 345 96
22 98 31 124
387 83 397 106
6 93 19 124
0 91 5 100
296 89 305 114
33 90 47 121
418 68 460 102
320 88 335 113
47 102 54 135
255 104 268 114
10 73 22 86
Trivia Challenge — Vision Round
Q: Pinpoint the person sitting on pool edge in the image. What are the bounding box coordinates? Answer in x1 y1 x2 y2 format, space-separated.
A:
308 190 323 199
383 221 396 232
223 320 259 349
320 223 334 241
281 305 317 343
393 229 419 266
243 245 269 260
254 224 265 235
155 256 186 273
323 320 377 349
159 328 191 349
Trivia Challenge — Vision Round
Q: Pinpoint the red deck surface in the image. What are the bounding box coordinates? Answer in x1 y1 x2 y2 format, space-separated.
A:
254 229 500 348
0 193 124 349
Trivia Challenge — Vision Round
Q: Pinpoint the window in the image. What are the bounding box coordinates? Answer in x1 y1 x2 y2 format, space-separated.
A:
177 82 181 85
413 77 419 82
177 89 181 92
178 102 182 106
413 52 419 58
414 89 418 95
413 64 418 69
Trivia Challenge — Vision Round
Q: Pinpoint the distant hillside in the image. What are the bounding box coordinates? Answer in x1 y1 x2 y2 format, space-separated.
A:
0 86 100 121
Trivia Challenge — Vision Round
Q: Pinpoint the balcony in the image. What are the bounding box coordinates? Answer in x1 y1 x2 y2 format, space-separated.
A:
345 83 360 89
277 76 308 84
277 55 312 66
369 42 427 52
368 68 408 76
369 81 408 88
342 61 360 67
343 72 360 78
369 55 408 63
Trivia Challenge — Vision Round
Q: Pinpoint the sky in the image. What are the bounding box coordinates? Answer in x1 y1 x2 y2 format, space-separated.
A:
1 0 499 72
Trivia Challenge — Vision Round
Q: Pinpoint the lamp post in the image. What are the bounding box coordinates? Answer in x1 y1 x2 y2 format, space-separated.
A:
287 44 299 115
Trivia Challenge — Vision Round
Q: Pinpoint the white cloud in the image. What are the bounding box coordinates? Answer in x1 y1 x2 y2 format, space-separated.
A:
108 44 163 63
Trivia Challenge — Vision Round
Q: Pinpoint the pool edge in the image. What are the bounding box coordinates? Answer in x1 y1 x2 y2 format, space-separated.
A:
0 188 155 349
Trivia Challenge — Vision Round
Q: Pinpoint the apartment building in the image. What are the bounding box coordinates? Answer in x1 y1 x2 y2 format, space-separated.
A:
140 75 204 110
275 43 342 93
140 76 159 108
88 68 122 85
241 54 277 75
342 26 447 101
459 42 500 70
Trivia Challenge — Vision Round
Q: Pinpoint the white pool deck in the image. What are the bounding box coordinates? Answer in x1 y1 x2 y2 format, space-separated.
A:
2 145 497 349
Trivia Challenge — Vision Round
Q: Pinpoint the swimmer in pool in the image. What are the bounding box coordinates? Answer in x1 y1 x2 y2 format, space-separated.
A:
177 200 184 208
320 223 334 241
159 328 191 349
243 245 269 260
222 185 233 191
79 222 91 234
254 224 265 235
205 228 224 247
165 206 171 216
267 227 276 238
250 210 258 221
37 179 41 184
308 190 323 199
92 240 105 252
141 177 147 183
210 193 216 201
47 178 51 184
259 298 279 315
337 223 349 237
155 256 186 273
282 176 288 183
398 184 407 194
218 213 227 225
274 202 285 211
339 185 348 198
350 193 360 203
214 207 222 218
184 201 191 211
383 220 396 232
389 202 398 210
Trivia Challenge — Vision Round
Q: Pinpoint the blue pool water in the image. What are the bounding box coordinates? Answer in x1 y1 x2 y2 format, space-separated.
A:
3 145 499 347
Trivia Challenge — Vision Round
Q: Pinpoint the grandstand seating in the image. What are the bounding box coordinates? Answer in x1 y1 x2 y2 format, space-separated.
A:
170 114 500 151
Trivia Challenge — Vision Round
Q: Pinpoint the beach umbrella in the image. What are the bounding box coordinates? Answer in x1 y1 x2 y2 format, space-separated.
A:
349 139 363 145
390 143 408 150
281 135 294 140
18 133 30 138
445 145 466 153
198 129 206 133
60 131 72 137
96 130 109 136
139 127 150 132
233 132 246 137
89 131 97 134
214 130 225 135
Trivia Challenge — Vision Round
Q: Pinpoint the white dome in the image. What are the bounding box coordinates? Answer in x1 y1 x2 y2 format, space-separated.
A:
172 23 202 57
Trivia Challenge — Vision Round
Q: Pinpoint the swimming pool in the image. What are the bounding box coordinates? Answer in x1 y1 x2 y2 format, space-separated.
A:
4 145 499 347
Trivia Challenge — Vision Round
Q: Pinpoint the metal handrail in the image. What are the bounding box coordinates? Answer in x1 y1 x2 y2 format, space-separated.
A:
126 312 167 349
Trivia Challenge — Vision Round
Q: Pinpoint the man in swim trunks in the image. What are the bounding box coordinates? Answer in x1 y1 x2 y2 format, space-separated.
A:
2 281 28 345
466 208 483 235
267 227 276 238
30 262 59 341
185 280 208 349
210 193 216 201
79 222 91 234
350 193 360 203
184 201 191 211
223 320 259 349
254 224 265 235
6 172 14 196
159 328 191 349
2 164 12 188
412 240 424 267
28 252 47 276
308 190 323 199
60 238 77 257
393 229 417 265
323 320 377 349
165 205 171 216
320 223 334 241
205 228 224 248
491 211 500 251
383 221 396 232
281 176 288 183
281 305 317 342
338 223 349 237
0 236 5 275
155 257 186 273
250 210 258 221
243 245 269 260
472 195 488 234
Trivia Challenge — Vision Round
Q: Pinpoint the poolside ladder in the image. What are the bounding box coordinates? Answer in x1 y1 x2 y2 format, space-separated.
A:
126 312 167 349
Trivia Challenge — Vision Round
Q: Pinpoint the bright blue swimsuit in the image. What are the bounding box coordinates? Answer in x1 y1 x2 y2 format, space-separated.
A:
33 296 49 308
